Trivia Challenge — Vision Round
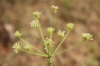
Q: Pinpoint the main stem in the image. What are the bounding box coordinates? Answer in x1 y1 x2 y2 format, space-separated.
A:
48 57 52 66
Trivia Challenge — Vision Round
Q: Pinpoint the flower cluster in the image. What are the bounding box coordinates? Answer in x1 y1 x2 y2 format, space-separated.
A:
51 5 58 13
47 27 55 34
57 30 65 39
14 31 22 37
12 42 21 53
33 11 41 19
24 44 32 51
12 6 93 66
30 20 40 28
82 33 93 41
44 38 53 47
67 23 74 30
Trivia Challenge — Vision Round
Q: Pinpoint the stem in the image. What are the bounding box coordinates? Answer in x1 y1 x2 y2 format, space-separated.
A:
21 49 47 57
52 12 54 28
39 25 44 41
47 12 55 57
19 37 46 56
51 30 70 56
36 27 48 54
47 46 50 56
50 12 55 41
53 40 85 56
36 27 44 45
50 33 52 40
48 57 52 66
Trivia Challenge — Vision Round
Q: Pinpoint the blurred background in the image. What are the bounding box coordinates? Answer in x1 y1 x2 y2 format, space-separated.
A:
0 0 100 66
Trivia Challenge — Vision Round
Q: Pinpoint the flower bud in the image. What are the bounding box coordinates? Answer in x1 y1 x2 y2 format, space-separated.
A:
67 23 74 30
47 27 55 34
30 19 40 28
14 31 22 37
57 30 65 39
82 33 93 41
44 38 53 47
51 5 58 13
33 11 41 19
24 44 31 51
12 42 21 53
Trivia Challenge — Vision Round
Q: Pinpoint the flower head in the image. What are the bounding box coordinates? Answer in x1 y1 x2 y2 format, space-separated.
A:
82 33 93 41
12 42 21 53
33 11 41 19
51 5 58 13
44 38 53 47
57 30 65 39
67 23 74 30
30 19 40 28
14 31 22 37
24 44 32 51
24 45 31 51
47 27 55 34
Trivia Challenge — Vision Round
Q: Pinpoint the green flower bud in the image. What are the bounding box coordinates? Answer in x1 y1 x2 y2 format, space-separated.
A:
12 42 21 53
14 31 22 37
33 11 41 19
82 33 93 41
51 5 58 13
67 23 74 30
24 44 31 51
44 38 53 47
57 30 65 39
47 27 55 34
30 19 40 28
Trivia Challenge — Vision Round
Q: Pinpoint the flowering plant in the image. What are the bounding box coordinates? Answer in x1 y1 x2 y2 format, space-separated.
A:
12 5 93 66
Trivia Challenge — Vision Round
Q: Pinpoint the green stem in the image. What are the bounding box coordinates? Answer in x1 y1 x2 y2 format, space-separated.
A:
21 49 47 57
53 40 85 56
51 30 70 56
52 12 54 28
47 12 55 57
50 12 55 41
50 33 52 40
36 27 48 54
39 25 44 41
36 27 44 45
48 57 52 66
19 37 46 56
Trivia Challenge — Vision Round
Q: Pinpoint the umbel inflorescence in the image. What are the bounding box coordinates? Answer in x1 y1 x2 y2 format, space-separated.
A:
12 5 93 66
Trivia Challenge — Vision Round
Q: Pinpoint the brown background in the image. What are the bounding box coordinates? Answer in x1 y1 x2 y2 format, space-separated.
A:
0 0 100 66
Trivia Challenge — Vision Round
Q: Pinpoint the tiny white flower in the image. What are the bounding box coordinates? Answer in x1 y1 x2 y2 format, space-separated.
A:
24 44 32 51
12 42 21 53
57 30 65 39
51 5 58 13
30 19 40 28
82 33 93 41
33 11 41 19
67 23 74 30
14 31 22 37
44 38 53 47
47 27 55 34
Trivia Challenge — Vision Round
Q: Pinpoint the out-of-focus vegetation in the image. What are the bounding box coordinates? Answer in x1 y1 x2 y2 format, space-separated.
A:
0 0 100 66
